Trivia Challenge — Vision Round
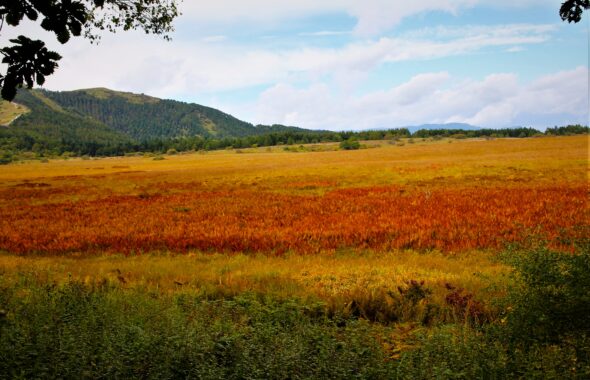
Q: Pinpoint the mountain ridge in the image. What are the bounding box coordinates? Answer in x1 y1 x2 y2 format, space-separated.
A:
37 87 307 140
1 87 317 153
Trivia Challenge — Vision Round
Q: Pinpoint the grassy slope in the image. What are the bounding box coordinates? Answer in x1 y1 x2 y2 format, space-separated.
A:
0 101 29 126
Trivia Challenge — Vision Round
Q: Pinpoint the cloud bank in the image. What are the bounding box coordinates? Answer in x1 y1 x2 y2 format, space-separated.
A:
255 67 589 130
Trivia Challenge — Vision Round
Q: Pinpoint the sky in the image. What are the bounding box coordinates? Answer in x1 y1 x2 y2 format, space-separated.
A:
4 1 589 130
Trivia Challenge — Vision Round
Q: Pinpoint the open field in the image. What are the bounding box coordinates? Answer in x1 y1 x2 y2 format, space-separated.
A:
0 135 588 378
0 136 587 255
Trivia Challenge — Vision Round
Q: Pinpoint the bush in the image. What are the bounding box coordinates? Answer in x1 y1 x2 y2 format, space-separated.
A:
396 326 590 379
397 243 590 378
339 139 361 150
501 244 590 344
0 151 14 165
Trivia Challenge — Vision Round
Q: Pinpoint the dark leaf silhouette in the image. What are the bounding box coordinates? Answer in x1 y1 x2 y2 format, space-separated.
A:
560 0 590 23
0 36 61 101
0 0 180 100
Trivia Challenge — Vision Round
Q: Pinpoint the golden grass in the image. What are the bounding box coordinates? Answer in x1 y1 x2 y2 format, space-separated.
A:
0 135 586 188
0 135 586 212
0 249 506 306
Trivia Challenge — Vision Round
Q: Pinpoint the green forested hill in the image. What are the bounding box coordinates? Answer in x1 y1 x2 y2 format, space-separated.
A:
0 87 315 158
3 90 131 155
41 88 279 139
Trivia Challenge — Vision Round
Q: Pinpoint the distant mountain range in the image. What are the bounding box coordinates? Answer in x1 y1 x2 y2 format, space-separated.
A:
1 88 312 148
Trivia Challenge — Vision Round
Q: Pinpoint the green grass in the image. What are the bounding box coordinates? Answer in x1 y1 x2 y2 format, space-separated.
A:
0 283 395 379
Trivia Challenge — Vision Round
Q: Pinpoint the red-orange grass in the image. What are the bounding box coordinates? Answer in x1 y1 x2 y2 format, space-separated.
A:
0 185 586 255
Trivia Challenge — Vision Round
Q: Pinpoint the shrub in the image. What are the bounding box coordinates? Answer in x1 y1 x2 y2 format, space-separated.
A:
339 139 361 150
397 243 590 378
501 243 590 344
396 325 590 379
0 150 14 165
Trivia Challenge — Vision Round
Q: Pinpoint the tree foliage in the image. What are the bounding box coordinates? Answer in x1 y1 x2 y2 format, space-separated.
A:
0 0 180 100
560 0 590 22
503 244 590 344
0 36 61 100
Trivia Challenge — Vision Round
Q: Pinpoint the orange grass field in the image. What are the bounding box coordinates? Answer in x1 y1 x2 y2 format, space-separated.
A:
0 136 587 256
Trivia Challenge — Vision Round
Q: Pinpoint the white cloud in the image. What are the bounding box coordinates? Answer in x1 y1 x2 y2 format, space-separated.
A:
401 24 558 40
256 83 342 128
507 46 524 52
346 0 477 36
180 0 555 36
181 0 472 36
201 35 228 43
27 22 556 98
299 31 351 37
253 67 589 130
357 72 451 109
0 3 560 99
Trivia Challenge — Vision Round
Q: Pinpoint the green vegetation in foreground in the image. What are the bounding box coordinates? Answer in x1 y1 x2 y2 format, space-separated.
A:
398 242 590 379
0 242 588 379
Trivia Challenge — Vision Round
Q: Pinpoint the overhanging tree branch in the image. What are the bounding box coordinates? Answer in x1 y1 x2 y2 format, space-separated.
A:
0 0 180 101
1 36 62 100
560 0 590 23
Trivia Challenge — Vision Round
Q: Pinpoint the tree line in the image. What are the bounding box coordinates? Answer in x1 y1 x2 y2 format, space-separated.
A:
1 125 587 164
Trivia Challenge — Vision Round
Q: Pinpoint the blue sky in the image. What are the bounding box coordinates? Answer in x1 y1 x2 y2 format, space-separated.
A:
9 1 589 130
